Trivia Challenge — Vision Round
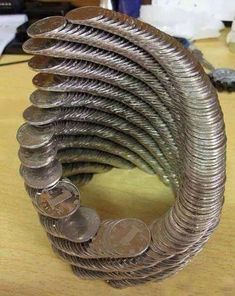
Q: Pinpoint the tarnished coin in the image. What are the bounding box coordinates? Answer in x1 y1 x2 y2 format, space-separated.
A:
66 6 104 23
29 55 64 72
23 38 58 54
18 140 57 168
30 90 69 109
33 73 66 90
23 105 59 126
34 179 80 219
103 218 151 257
27 16 67 38
20 159 62 189
16 123 54 149
57 207 100 243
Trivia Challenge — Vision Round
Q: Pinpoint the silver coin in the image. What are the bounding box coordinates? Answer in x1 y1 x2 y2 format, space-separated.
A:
103 218 151 257
34 179 80 219
16 123 54 149
58 207 100 243
32 73 66 90
27 16 67 38
211 68 235 84
28 55 64 72
20 159 62 189
23 38 58 54
23 105 59 126
18 140 57 168
66 7 104 23
30 90 69 109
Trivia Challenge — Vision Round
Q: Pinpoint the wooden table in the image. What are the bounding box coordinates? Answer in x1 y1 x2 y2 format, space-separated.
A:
1 31 234 296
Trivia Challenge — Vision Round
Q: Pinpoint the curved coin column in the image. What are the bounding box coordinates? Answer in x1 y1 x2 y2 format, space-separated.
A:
16 7 226 288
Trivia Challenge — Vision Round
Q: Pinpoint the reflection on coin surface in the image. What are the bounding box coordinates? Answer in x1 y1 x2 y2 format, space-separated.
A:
104 218 150 257
34 179 80 218
20 159 62 189
23 105 59 126
27 16 66 37
30 90 69 108
16 123 54 148
58 207 100 242
18 141 57 168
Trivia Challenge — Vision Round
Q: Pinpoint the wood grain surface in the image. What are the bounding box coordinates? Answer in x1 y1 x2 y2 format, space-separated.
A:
0 31 234 296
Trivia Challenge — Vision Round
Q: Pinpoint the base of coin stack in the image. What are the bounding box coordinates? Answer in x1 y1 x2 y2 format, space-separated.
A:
16 6 226 288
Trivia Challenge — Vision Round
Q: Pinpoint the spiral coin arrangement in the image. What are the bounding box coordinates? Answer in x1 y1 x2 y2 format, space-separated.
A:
16 6 226 288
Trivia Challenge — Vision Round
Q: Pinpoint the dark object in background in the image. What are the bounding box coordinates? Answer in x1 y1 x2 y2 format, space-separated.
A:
0 0 24 14
209 68 235 92
118 0 141 18
2 1 73 54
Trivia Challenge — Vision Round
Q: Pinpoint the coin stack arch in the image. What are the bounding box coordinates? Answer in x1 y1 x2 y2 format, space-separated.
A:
16 6 226 288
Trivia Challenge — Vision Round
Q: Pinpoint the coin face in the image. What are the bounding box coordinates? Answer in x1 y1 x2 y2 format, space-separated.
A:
23 38 58 54
29 56 63 72
66 7 104 23
16 123 54 149
20 159 62 189
27 16 67 37
33 73 66 90
30 90 69 109
34 179 80 218
18 140 57 168
211 68 235 84
104 218 150 257
58 207 100 243
23 105 59 126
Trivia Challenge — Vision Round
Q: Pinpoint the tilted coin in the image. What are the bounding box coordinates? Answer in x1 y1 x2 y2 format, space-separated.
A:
103 218 151 257
20 159 62 189
27 16 67 38
57 206 100 243
16 123 54 149
18 140 57 168
30 90 70 109
23 38 58 54
32 73 67 90
66 6 105 23
28 55 65 72
23 105 59 126
33 179 80 218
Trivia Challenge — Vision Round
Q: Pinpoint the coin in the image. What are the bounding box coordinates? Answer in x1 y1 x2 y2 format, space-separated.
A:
27 16 67 38
23 38 58 54
66 7 104 23
16 123 54 149
32 73 66 90
23 105 59 126
103 218 151 257
34 179 80 218
18 140 57 168
20 159 62 189
57 207 100 243
28 55 64 72
30 90 69 109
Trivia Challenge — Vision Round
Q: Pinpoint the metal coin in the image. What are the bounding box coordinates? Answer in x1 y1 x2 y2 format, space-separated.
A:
28 55 64 71
20 159 62 189
23 105 59 126
32 73 66 90
27 16 67 38
34 179 80 219
30 90 69 109
16 123 54 149
57 207 100 243
23 38 58 54
66 7 104 23
103 218 151 257
18 140 57 168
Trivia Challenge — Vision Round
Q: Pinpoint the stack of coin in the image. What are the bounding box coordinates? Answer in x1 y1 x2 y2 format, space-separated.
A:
16 6 226 288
